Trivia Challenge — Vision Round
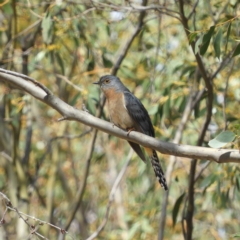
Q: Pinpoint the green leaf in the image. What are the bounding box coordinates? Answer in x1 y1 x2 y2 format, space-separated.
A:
225 22 231 53
180 65 196 78
102 54 113 68
172 193 185 227
235 177 240 191
200 26 215 55
188 32 198 44
213 28 222 59
148 105 159 115
200 174 217 188
194 35 203 54
194 101 200 119
232 43 240 57
128 222 141 239
233 233 240 238
41 15 53 44
55 53 65 75
208 131 236 148
2 2 13 15
70 92 81 106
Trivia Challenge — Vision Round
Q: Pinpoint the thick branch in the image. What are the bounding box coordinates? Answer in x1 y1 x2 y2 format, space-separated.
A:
0 69 239 163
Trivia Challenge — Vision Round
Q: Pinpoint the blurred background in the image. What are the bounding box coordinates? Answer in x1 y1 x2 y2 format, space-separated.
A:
0 0 240 239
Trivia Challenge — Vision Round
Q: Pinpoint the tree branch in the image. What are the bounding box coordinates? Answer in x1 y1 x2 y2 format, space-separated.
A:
0 69 239 163
178 1 214 239
0 191 67 238
111 0 148 75
64 129 98 231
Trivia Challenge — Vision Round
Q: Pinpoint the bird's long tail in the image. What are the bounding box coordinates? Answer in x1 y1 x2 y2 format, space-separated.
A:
145 148 168 191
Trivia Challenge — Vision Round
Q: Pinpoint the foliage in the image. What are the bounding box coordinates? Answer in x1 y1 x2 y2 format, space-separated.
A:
208 131 236 148
0 0 240 239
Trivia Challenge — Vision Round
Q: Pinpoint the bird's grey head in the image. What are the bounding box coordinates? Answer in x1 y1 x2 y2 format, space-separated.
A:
93 75 127 92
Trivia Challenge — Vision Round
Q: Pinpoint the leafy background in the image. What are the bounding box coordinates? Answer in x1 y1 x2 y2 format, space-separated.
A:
0 0 240 239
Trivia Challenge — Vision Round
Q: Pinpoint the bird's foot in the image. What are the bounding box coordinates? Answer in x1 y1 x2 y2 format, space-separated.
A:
127 128 135 136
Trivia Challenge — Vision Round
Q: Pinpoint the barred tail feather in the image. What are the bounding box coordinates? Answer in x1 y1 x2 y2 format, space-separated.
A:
145 148 168 190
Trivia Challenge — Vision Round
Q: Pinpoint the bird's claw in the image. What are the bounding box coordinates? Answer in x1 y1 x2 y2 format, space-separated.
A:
127 128 135 136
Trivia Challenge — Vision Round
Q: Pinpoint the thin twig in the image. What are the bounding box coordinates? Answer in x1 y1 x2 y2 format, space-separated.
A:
187 0 199 20
111 0 148 75
0 68 52 95
27 0 45 19
64 129 98 231
86 149 133 240
57 74 84 93
0 151 12 162
211 53 232 81
194 161 211 182
34 130 92 184
13 207 47 239
34 65 85 93
0 191 67 239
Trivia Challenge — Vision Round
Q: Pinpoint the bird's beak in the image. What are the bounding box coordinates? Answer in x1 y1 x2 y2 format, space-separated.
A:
93 81 99 85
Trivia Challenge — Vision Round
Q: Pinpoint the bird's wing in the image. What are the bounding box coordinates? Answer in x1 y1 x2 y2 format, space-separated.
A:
124 91 168 190
123 91 155 137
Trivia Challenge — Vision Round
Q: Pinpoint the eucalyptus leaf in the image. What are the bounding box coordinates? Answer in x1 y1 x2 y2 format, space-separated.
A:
213 28 222 59
172 193 185 227
41 15 53 44
194 35 203 54
200 26 215 55
208 131 235 148
225 22 232 53
232 43 240 58
188 32 198 44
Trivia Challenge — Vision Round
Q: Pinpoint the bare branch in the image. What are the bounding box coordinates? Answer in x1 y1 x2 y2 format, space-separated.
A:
194 161 211 182
111 0 148 75
0 69 239 163
0 191 67 239
64 129 98 231
187 0 199 20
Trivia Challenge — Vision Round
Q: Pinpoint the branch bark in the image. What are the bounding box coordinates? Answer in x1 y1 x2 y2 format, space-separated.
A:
0 69 239 163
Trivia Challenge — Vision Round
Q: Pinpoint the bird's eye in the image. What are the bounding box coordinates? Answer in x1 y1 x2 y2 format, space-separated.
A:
104 79 110 84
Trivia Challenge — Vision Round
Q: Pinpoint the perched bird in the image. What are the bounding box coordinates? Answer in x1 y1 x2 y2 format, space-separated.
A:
94 75 168 190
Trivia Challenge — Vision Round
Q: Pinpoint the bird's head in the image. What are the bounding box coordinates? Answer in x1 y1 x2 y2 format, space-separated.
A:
93 75 126 93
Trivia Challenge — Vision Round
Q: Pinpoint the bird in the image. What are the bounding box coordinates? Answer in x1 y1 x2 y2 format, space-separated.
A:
94 75 168 190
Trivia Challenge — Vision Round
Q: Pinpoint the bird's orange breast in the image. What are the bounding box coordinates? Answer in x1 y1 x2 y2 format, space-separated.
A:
103 88 135 130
